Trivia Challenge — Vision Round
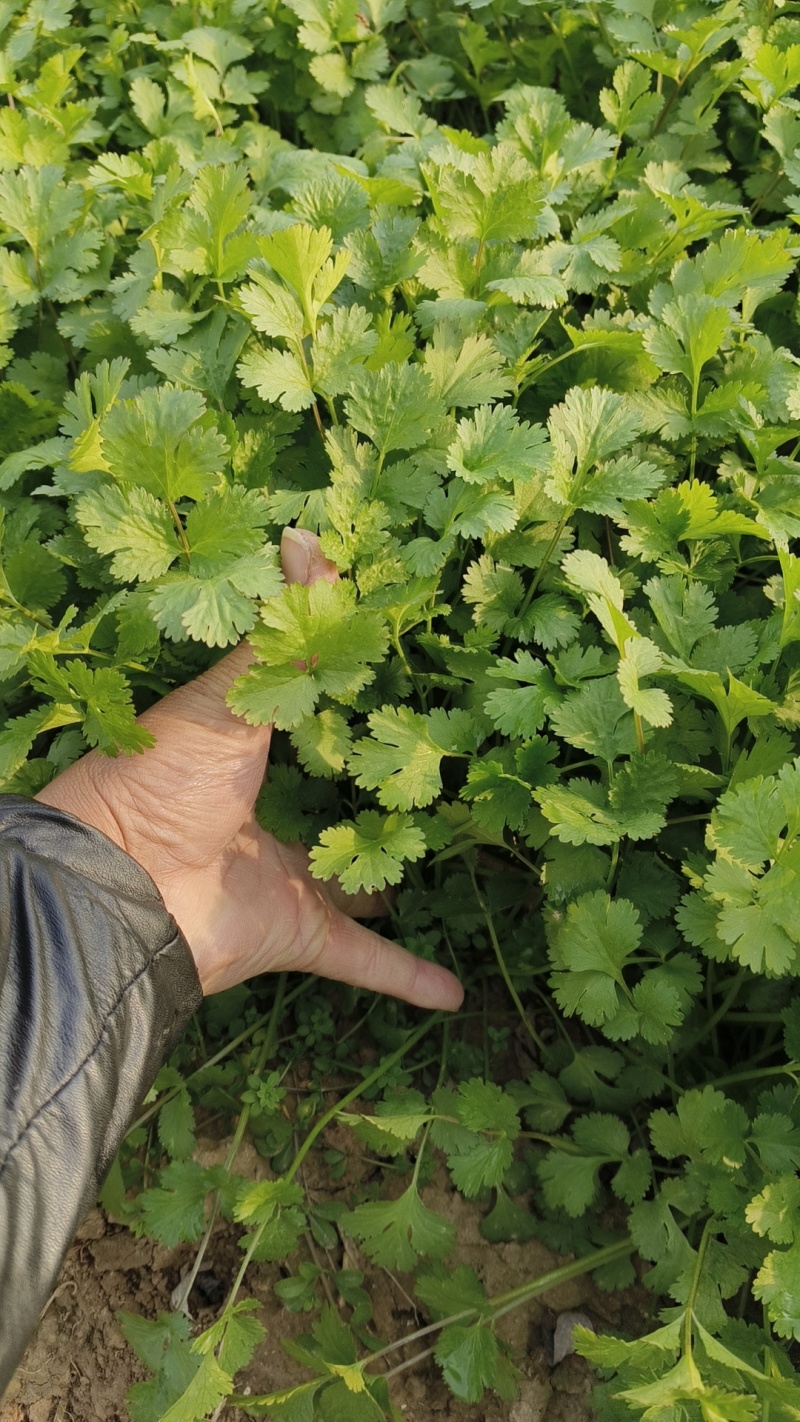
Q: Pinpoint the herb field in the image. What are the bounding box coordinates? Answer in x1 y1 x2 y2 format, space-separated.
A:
4 0 800 1416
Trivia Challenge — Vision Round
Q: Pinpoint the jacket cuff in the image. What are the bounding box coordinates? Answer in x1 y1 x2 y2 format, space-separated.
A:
0 794 202 1396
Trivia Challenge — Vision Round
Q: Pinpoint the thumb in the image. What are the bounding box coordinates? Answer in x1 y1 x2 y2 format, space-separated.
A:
198 528 338 691
281 527 338 587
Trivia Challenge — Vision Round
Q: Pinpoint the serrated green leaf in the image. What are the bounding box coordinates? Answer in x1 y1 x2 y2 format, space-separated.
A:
345 1183 455 1270
228 580 388 729
753 1242 800 1342
158 1350 233 1422
346 362 444 455
435 1322 519 1404
746 1176 800 1246
101 386 228 502
157 1087 195 1162
349 705 480 809
447 404 548 486
77 484 178 583
415 1264 488 1319
309 810 426 893
422 325 511 409
136 1162 214 1246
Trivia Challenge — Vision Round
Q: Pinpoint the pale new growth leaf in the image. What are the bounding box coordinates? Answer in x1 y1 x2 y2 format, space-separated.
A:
309 810 426 893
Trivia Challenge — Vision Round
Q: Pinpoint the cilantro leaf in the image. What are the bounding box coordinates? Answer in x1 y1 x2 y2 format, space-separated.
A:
424 143 545 245
434 1323 519 1405
185 487 271 569
29 654 153 756
447 404 548 485
256 763 338 843
149 547 282 648
237 346 314 412
158 1351 233 1422
617 637 673 728
434 1079 521 1197
461 751 537 834
257 223 349 330
644 294 731 387
309 810 426 893
228 580 388 729
312 305 377 398
538 1112 632 1216
422 325 511 408
550 677 637 762
76 484 179 582
683 764 800 975
537 776 665 847
548 890 641 1026
746 1176 800 1247
415 1264 489 1320
101 386 228 502
547 386 645 510
753 1242 800 1342
349 706 481 809
157 1085 196 1162
345 1183 455 1270
484 651 559 738
136 1161 215 1245
346 362 444 455
291 708 353 778
649 1087 748 1169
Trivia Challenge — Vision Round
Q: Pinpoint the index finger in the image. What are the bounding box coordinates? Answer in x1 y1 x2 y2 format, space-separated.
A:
301 909 464 1013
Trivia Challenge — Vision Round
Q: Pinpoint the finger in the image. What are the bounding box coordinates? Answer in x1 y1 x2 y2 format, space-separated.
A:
210 529 336 698
304 910 464 1012
281 526 338 587
325 881 391 919
196 528 338 697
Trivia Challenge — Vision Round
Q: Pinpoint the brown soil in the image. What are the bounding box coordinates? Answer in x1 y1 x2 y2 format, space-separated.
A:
1 1138 653 1422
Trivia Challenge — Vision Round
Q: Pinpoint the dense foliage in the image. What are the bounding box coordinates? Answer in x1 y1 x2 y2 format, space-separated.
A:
4 0 800 1415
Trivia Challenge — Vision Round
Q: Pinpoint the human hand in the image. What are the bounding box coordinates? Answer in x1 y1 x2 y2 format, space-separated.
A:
36 529 464 1011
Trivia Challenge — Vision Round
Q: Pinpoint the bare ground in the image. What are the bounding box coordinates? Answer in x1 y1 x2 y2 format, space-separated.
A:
1 1138 653 1422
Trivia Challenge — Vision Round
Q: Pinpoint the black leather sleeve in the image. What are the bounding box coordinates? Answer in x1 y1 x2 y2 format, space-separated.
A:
0 795 202 1394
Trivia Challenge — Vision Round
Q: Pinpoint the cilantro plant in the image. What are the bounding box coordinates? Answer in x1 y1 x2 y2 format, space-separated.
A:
4 0 800 1417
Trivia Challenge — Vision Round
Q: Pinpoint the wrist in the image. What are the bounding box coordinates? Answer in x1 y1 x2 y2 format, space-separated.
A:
37 772 216 992
36 765 130 859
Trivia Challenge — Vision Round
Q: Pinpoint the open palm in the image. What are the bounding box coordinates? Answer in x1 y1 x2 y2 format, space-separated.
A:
37 528 463 1011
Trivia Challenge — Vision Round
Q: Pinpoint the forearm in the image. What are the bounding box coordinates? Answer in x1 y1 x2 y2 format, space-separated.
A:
0 796 202 1394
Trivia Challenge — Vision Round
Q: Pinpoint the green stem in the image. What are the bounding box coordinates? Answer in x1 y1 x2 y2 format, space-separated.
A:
492 1240 633 1315
468 863 546 1054
724 1012 784 1023
360 1238 633 1374
174 975 289 1314
220 1015 443 1320
710 1061 799 1091
683 1221 712 1373
369 448 386 499
517 343 603 398
287 1014 440 1183
680 971 745 1054
515 509 572 621
127 979 312 1136
0 589 53 630
168 500 192 559
518 1131 584 1152
472 238 485 297
750 166 783 220
689 374 700 482
652 74 684 136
